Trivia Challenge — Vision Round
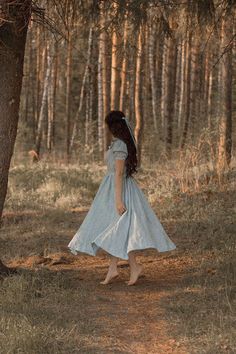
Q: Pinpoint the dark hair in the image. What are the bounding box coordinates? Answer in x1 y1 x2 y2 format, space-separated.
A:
105 110 138 178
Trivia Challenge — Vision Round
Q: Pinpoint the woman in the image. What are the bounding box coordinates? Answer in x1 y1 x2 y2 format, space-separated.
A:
68 110 176 285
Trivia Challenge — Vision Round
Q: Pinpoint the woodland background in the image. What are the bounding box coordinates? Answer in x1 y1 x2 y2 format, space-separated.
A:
17 0 235 168
0 1 235 353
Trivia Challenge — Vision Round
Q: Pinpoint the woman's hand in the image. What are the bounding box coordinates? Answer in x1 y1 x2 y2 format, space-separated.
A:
116 200 127 216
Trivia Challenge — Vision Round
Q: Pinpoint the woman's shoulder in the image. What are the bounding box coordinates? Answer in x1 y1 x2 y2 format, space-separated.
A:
113 138 127 151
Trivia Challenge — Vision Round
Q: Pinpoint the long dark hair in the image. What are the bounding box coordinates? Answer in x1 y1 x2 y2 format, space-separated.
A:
105 110 138 178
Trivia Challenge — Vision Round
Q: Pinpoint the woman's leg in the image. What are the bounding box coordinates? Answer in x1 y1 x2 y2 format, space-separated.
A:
100 255 119 284
126 251 143 286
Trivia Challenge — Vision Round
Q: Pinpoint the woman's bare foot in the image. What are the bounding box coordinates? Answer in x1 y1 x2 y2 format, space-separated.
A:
126 264 143 286
100 268 119 285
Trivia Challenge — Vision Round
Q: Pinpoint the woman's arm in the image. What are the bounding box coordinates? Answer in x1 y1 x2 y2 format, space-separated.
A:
114 159 126 215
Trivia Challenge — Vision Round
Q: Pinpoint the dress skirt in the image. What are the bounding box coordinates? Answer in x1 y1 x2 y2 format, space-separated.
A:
68 171 176 261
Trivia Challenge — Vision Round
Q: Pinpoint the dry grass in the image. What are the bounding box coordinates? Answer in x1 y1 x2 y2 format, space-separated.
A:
0 157 235 354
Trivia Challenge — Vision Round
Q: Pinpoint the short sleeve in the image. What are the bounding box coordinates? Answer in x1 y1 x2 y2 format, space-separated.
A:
113 139 128 160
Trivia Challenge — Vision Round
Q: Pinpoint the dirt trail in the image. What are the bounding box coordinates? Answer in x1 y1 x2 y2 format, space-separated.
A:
7 247 191 354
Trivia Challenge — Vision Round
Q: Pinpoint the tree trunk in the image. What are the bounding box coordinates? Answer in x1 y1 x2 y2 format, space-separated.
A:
165 35 177 158
189 36 199 141
110 28 118 110
85 76 90 147
128 58 135 123
51 41 58 149
160 36 167 135
65 30 73 162
70 27 93 151
35 25 41 128
180 29 192 150
88 66 94 146
143 24 150 127
100 3 110 152
204 50 213 130
134 27 143 167
47 41 57 152
119 15 128 113
177 40 185 131
35 42 53 156
217 14 233 171
0 0 31 219
148 22 158 131
98 24 104 153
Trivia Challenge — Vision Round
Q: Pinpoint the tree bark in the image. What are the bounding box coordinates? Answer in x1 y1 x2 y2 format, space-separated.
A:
70 27 93 151
189 36 199 141
148 22 158 131
100 3 109 152
177 40 186 131
160 36 167 134
98 23 104 153
0 0 31 219
134 27 143 167
119 15 128 113
165 35 177 158
35 42 53 156
180 29 192 150
47 41 57 152
65 30 72 162
217 13 233 171
110 28 118 110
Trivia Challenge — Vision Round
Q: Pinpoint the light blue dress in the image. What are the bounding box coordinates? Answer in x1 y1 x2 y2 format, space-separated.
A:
68 138 176 260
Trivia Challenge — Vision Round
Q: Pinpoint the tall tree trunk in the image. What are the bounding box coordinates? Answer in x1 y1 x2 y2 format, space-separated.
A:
85 76 90 147
110 27 118 110
143 24 150 125
165 35 177 158
177 40 186 132
47 41 57 152
35 43 53 156
35 25 41 128
65 30 72 162
51 41 58 149
0 1 31 220
156 37 164 132
119 15 128 113
110 2 118 110
70 27 93 152
128 57 135 123
160 36 168 134
180 29 192 150
134 27 143 167
100 3 109 152
88 66 94 146
204 50 213 130
148 22 158 131
98 26 104 153
207 68 213 130
217 13 233 171
189 36 199 141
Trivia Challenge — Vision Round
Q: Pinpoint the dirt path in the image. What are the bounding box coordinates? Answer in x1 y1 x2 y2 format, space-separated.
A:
7 244 190 354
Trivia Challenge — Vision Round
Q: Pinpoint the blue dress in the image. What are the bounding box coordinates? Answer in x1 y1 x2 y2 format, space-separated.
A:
68 138 176 260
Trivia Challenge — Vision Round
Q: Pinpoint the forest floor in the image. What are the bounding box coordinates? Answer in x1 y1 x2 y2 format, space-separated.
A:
0 161 235 354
